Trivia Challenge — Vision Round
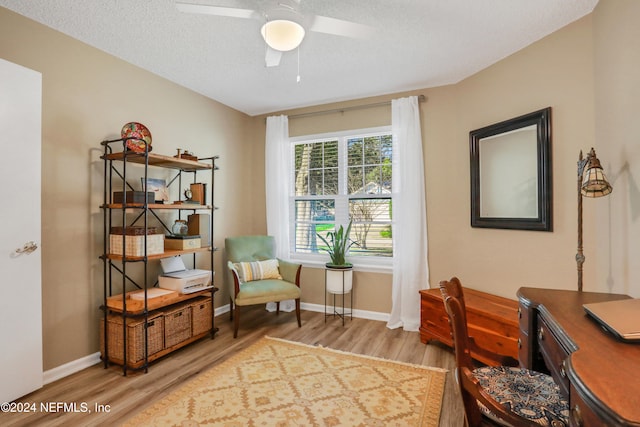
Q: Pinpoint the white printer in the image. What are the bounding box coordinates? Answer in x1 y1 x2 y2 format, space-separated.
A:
158 256 213 294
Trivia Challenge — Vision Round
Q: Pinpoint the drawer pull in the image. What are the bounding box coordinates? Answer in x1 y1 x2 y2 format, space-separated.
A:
518 337 522 349
560 360 567 378
518 307 522 319
538 327 545 341
571 404 584 426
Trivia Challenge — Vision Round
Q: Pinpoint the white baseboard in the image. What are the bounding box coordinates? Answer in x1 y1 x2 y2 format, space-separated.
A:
217 301 389 322
43 352 101 385
215 304 230 315
301 302 390 322
43 304 388 384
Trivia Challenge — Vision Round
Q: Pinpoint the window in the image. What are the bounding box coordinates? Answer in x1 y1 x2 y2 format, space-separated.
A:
291 127 393 266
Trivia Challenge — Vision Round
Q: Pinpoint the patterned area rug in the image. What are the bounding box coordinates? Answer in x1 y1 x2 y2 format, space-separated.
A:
122 336 447 426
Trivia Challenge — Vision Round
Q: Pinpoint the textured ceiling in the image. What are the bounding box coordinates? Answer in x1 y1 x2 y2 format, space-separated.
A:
0 0 598 116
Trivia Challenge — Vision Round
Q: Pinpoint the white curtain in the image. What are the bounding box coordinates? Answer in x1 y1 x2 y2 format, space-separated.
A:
265 115 295 312
387 96 429 331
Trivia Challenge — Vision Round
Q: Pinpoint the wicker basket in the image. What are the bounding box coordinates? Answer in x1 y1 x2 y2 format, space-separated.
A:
190 297 212 336
163 304 192 348
101 313 164 364
109 233 164 257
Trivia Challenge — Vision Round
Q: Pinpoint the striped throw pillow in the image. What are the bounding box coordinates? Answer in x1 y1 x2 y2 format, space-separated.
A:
234 259 282 283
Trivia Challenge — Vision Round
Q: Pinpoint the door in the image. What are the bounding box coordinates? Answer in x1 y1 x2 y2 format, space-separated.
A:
0 58 43 402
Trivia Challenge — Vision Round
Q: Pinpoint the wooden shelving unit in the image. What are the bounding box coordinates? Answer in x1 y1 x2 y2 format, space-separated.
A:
100 139 219 375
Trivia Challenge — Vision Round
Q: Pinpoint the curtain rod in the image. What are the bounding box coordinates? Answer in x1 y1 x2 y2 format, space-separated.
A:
287 94 426 120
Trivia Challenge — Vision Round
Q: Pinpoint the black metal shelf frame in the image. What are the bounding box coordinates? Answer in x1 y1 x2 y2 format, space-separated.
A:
99 138 219 375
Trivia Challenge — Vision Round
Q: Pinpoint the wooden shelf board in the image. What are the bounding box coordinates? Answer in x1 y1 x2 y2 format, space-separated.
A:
103 203 212 210
105 246 211 261
102 151 213 171
106 287 217 314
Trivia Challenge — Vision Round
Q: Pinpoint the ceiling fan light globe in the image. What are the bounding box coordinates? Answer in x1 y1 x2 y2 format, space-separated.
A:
261 19 305 52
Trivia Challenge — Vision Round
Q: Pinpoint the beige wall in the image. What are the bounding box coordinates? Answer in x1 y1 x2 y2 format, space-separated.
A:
433 13 597 297
593 0 640 297
0 7 259 370
3 0 638 373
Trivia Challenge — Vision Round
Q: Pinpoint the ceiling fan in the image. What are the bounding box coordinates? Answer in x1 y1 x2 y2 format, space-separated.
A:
175 0 374 67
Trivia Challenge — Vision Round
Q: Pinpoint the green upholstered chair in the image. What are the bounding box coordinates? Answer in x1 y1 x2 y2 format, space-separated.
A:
225 236 302 338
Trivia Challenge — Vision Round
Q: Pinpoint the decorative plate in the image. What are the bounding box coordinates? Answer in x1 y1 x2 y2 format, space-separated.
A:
121 122 152 153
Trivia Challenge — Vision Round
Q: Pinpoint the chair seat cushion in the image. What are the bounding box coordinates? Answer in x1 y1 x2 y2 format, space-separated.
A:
235 279 301 306
472 366 570 427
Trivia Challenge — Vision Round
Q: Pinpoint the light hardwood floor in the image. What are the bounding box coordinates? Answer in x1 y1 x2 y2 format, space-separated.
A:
2 307 465 427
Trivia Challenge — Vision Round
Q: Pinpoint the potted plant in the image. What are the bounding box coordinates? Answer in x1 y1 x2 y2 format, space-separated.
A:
317 221 358 294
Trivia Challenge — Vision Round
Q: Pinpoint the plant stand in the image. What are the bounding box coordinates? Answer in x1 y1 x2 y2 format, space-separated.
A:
324 266 353 326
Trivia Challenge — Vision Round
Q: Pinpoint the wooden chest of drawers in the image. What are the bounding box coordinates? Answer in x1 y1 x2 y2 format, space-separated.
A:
419 287 519 365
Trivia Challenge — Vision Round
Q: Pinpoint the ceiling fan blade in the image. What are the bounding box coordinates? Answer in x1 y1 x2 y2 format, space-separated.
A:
176 2 257 19
265 47 282 67
310 15 374 39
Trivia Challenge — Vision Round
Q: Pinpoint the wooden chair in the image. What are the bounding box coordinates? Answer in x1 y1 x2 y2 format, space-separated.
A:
439 277 569 427
225 236 302 338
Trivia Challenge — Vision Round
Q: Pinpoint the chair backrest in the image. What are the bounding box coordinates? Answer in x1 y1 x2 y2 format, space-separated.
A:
439 277 474 371
225 236 276 263
440 277 485 425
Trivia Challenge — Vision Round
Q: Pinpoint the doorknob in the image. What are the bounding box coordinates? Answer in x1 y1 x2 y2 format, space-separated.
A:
15 241 38 254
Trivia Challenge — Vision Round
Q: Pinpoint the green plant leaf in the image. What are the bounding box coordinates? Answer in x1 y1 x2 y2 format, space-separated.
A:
316 219 358 266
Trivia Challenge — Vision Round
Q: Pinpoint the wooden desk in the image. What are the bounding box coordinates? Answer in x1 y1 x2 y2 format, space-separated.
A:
518 287 640 426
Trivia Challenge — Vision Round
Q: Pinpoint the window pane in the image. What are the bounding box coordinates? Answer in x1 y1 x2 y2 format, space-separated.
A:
381 159 392 192
349 198 393 257
294 143 313 196
347 135 393 195
381 135 393 161
294 144 306 172
294 200 335 253
324 167 338 195
295 200 335 221
347 138 363 166
364 136 382 164
294 140 339 196
380 135 393 192
309 144 324 169
324 141 338 168
364 165 382 193
347 166 364 194
308 169 323 195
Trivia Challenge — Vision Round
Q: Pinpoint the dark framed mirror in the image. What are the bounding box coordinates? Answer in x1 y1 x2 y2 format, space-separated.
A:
470 107 552 231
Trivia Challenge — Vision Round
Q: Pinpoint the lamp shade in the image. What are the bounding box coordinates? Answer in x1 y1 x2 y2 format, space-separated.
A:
261 19 305 52
581 160 612 197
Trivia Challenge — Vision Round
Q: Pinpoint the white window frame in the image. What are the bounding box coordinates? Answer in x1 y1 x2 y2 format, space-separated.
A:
289 126 393 273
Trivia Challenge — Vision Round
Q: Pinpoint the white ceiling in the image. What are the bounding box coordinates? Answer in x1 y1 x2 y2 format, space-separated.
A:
0 0 598 116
